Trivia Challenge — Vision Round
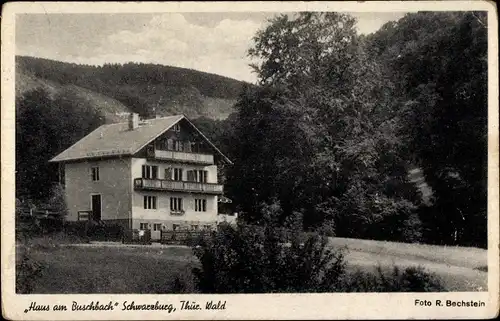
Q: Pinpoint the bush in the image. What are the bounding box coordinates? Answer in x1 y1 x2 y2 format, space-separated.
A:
192 223 346 293
64 221 123 242
342 266 445 292
16 244 45 294
47 183 68 216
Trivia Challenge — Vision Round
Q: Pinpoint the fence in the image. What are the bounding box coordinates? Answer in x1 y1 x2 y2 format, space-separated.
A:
64 221 124 242
123 229 152 245
160 230 212 245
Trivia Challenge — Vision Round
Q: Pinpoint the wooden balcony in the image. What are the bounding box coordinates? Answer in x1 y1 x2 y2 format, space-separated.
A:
134 178 223 194
153 149 214 165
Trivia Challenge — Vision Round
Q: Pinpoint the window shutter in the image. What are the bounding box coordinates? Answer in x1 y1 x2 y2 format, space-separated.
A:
165 168 172 180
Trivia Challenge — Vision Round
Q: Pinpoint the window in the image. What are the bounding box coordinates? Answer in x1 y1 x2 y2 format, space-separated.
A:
143 196 157 209
91 167 99 181
165 168 172 180
174 140 183 152
173 123 181 132
167 138 174 150
195 199 207 212
173 168 183 181
191 224 199 231
170 197 183 212
140 223 149 230
153 223 162 231
187 170 208 183
190 142 198 153
142 165 158 179
172 224 180 231
185 141 192 152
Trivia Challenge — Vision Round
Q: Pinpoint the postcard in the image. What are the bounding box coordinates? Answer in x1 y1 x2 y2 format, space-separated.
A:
1 1 498 319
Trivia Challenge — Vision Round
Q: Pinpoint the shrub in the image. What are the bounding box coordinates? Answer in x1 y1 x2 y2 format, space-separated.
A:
64 221 123 242
47 183 68 217
16 244 44 294
342 266 445 292
192 223 346 293
317 220 336 237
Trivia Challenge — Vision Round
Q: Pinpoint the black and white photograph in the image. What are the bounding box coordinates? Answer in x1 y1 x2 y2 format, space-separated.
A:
2 1 498 320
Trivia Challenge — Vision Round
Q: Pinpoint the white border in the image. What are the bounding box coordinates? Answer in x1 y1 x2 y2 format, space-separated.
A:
2 1 498 320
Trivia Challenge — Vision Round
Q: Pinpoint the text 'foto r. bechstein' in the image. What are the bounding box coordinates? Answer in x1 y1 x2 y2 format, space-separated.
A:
49 113 235 240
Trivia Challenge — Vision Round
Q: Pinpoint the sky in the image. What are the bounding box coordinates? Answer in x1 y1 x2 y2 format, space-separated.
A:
16 12 406 83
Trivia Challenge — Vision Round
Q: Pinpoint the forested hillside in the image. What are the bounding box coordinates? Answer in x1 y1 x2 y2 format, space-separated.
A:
16 56 249 120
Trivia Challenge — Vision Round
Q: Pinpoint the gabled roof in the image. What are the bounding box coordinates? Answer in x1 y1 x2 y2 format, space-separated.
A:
49 115 232 164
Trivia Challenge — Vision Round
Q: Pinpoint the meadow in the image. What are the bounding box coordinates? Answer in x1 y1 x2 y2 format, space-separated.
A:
16 237 488 293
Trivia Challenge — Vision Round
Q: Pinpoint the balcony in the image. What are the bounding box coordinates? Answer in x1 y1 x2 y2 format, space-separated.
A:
134 178 223 194
153 149 214 165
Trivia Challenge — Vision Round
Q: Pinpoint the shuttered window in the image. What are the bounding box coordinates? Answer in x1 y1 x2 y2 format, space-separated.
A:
195 199 207 212
143 196 157 209
91 167 99 181
173 168 183 181
142 165 158 179
165 168 173 180
167 139 174 150
187 170 208 183
170 197 183 212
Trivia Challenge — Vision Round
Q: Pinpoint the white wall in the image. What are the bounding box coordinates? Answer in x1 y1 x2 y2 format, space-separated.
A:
130 158 218 230
64 158 132 222
131 191 218 229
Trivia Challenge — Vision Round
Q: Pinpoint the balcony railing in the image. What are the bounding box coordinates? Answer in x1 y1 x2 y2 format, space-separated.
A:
134 178 223 194
153 149 214 165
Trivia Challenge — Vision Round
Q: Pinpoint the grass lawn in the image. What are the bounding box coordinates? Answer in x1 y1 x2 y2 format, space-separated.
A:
330 237 488 291
16 236 488 293
18 245 197 294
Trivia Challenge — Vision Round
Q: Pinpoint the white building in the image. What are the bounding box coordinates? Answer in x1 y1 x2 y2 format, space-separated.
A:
50 113 232 240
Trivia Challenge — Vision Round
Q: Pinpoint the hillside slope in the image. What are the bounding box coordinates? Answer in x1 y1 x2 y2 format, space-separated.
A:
330 237 487 291
16 56 248 121
16 69 131 123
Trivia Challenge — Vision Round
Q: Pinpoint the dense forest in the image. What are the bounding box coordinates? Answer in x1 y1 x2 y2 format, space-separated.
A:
16 11 488 248
16 56 249 120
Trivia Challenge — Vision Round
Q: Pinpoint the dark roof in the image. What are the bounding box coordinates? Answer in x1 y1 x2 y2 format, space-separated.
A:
50 115 232 164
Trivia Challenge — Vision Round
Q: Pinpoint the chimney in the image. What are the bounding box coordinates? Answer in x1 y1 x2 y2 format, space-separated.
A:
128 113 139 130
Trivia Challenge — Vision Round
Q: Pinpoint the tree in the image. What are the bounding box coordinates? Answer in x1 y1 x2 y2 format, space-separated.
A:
228 12 421 241
16 88 104 202
367 12 488 247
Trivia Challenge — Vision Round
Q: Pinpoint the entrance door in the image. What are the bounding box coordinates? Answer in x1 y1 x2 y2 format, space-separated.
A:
91 194 102 221
152 223 162 241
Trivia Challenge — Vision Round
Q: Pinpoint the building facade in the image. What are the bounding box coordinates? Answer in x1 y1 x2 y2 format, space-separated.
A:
50 114 232 240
